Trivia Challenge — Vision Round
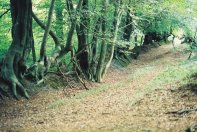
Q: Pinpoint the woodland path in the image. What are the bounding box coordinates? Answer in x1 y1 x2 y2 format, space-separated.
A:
0 43 196 131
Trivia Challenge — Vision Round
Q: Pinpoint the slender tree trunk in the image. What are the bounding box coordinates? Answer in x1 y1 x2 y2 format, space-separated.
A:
66 0 75 22
28 0 83 84
102 0 122 76
55 0 64 39
1 0 33 99
32 12 60 47
66 0 90 77
31 34 36 62
57 0 83 59
89 17 101 80
40 0 56 61
95 0 108 82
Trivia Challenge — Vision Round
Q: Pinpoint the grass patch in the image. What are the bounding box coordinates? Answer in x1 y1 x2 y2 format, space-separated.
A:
128 59 197 105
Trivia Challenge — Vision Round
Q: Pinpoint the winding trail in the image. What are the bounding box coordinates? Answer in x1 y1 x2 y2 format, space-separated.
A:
0 44 196 131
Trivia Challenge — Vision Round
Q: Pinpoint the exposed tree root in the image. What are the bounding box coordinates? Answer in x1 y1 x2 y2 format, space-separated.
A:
186 123 197 132
1 72 29 100
11 79 29 100
0 70 29 99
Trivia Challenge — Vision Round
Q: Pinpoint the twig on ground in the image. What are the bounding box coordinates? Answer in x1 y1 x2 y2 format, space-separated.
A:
188 51 192 60
166 106 197 115
36 79 44 85
56 64 75 95
45 71 62 76
75 67 89 90
71 58 89 90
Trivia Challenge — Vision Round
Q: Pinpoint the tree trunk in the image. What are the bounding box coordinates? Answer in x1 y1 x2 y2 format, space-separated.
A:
57 0 84 59
66 0 90 77
31 34 36 62
76 0 90 77
122 9 133 41
27 0 84 84
55 0 64 40
102 0 122 76
1 0 33 99
89 17 102 80
32 12 60 47
40 0 56 62
95 0 108 82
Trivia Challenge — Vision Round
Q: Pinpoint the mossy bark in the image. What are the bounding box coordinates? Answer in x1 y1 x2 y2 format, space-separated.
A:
95 0 108 82
76 0 90 77
89 17 101 80
1 0 33 99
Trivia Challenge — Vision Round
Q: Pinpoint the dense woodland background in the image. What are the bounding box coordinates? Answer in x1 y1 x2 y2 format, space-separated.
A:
0 0 197 99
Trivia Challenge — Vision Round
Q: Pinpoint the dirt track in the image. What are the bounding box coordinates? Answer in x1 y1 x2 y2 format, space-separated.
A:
0 44 196 131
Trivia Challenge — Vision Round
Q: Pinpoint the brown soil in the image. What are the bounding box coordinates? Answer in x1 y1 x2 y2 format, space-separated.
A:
0 44 196 132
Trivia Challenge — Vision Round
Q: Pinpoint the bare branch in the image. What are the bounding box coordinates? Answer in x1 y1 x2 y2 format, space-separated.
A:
0 8 10 19
32 12 60 47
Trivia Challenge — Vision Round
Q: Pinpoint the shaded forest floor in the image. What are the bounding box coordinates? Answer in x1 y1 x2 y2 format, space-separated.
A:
0 43 197 131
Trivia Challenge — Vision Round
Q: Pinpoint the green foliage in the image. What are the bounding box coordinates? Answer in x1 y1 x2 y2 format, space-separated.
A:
130 0 197 37
0 0 9 8
0 2 11 57
0 0 197 73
